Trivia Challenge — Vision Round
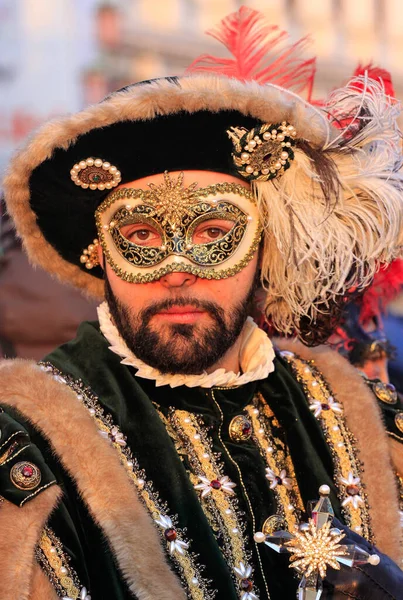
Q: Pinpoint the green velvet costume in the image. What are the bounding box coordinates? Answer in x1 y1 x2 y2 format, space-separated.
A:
1 320 402 599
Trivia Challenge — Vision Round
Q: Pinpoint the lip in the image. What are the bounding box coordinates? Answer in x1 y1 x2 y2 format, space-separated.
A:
154 305 206 323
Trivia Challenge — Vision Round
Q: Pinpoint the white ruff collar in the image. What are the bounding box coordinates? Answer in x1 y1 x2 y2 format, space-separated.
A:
97 302 275 388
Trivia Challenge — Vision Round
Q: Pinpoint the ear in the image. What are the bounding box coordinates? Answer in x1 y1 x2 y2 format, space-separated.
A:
97 244 105 269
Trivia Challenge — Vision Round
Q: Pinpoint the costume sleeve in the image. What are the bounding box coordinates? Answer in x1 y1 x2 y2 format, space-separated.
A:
0 408 58 506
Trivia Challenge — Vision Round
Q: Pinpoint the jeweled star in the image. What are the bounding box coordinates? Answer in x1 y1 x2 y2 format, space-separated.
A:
148 171 199 231
285 519 346 578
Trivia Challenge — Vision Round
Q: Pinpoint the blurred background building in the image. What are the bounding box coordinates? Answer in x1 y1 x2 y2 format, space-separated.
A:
1 0 403 372
1 0 403 178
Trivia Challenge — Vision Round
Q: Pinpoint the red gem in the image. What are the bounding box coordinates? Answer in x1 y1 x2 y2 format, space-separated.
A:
275 476 283 485
22 466 34 478
321 403 330 410
164 528 177 542
346 484 359 496
210 479 222 490
241 421 252 436
240 579 253 592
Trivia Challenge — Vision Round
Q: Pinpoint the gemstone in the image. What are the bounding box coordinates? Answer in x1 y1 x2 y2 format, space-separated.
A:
264 530 294 553
22 466 34 477
321 403 330 410
312 495 334 529
346 484 360 496
275 476 283 485
210 479 221 490
337 543 371 567
240 578 253 591
164 528 177 542
91 174 101 182
242 422 252 435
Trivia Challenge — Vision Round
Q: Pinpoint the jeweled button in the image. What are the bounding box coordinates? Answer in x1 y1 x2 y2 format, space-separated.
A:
229 415 252 442
346 484 360 496
210 479 222 490
373 381 398 404
164 528 177 542
262 515 285 535
240 578 253 592
395 412 403 434
10 461 42 491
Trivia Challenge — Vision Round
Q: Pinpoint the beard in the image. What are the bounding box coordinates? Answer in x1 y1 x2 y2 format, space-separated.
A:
104 272 259 375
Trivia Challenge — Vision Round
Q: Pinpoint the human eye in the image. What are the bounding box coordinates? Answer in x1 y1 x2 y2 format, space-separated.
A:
120 224 163 246
192 219 234 244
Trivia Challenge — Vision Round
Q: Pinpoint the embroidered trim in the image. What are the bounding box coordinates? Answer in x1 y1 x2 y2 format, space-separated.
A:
97 302 275 389
20 480 57 507
396 472 403 529
279 351 373 540
39 363 214 600
169 409 259 600
0 430 27 452
245 394 304 532
36 527 85 599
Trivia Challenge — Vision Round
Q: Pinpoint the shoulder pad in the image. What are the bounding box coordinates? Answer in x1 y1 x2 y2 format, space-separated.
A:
0 408 57 506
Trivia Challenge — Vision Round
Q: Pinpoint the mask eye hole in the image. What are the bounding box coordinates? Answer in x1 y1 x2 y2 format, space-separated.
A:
191 219 235 245
120 223 163 247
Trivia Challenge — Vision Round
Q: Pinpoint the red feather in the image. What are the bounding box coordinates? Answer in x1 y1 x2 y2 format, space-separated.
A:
186 6 316 101
360 260 403 324
353 63 395 97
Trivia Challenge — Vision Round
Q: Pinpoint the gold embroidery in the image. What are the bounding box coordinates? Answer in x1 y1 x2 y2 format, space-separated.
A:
37 527 82 599
40 363 213 600
280 351 373 541
209 391 269 599
170 409 260 599
245 394 304 533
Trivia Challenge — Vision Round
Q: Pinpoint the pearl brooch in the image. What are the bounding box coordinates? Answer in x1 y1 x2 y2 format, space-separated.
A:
70 158 121 190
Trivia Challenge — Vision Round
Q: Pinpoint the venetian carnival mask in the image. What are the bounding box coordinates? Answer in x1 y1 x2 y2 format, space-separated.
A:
84 172 262 282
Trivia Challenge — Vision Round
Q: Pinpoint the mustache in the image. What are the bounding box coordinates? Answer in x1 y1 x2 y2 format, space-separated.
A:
140 297 226 322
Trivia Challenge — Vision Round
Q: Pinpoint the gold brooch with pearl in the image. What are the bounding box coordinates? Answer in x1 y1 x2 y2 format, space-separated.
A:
227 121 296 182
80 238 100 269
70 158 121 190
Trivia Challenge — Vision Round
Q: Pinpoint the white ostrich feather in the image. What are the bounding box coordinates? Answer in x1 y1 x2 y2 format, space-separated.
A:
255 76 403 334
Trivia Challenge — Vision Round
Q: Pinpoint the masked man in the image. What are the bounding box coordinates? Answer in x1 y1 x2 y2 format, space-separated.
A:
1 8 403 600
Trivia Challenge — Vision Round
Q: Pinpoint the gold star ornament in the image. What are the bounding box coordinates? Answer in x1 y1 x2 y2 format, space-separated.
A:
286 519 346 578
147 171 199 231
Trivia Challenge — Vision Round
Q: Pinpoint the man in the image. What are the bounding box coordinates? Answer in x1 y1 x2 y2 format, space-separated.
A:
1 8 403 600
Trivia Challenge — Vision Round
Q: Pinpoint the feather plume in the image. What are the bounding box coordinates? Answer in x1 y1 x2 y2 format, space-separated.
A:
352 63 395 97
255 77 403 335
186 6 316 100
360 260 403 323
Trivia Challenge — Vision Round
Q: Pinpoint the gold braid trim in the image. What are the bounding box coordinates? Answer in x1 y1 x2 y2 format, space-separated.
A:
245 393 304 532
279 351 373 541
170 410 256 598
37 528 82 599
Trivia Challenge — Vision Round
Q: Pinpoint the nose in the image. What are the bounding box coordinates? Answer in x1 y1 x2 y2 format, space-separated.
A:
159 271 197 288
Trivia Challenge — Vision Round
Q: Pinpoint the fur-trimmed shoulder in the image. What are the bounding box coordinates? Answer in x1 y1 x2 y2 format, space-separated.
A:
0 485 61 600
274 338 403 565
0 359 185 600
